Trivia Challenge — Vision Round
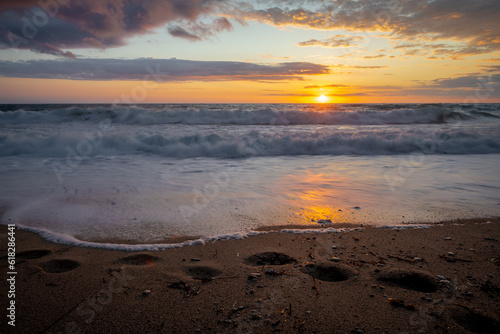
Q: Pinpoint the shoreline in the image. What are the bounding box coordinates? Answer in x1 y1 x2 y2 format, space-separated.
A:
4 217 497 251
1 218 499 333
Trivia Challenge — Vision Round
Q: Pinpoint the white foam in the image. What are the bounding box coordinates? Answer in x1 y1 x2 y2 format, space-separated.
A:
1 126 500 158
377 224 433 230
15 223 269 251
14 224 363 250
281 227 363 234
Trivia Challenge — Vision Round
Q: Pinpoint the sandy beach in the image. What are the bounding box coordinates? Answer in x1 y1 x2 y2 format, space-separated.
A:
1 218 499 333
1 0 500 333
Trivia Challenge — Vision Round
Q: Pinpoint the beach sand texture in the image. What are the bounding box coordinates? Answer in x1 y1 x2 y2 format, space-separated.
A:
1 218 499 333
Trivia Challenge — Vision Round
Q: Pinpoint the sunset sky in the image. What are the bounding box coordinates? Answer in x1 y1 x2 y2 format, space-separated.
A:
0 0 499 103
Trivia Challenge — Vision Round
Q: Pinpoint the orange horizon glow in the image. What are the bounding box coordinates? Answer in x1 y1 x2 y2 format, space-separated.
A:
317 95 330 103
1 77 499 104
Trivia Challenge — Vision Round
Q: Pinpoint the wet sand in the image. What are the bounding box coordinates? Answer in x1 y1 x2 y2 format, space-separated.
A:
0 218 499 333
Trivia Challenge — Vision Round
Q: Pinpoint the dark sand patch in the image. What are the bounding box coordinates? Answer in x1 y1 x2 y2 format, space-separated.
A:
301 263 355 282
115 254 160 266
17 249 52 260
185 266 223 280
377 269 439 293
39 259 79 273
445 305 500 333
244 252 296 266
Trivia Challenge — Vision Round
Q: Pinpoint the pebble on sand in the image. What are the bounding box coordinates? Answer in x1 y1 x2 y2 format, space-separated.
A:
248 273 261 280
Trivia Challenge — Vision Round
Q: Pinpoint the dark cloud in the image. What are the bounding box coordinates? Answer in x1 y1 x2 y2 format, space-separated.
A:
0 58 330 81
297 35 364 48
168 26 202 41
212 17 233 32
30 42 76 59
1 0 498 60
0 0 229 57
167 17 233 40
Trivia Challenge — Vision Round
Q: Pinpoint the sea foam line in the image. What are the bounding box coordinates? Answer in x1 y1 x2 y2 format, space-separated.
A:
14 224 269 251
14 224 370 251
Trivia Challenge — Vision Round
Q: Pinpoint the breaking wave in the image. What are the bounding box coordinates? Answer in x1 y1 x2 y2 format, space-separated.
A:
1 103 499 126
1 128 499 158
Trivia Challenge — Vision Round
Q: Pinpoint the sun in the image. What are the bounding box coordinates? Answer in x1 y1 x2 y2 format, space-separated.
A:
317 94 329 103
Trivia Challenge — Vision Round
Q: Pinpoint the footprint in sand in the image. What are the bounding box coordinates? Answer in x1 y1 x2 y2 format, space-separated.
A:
115 254 160 266
184 266 223 281
445 304 500 333
17 249 52 260
39 259 80 273
376 269 439 293
244 252 296 266
302 262 356 282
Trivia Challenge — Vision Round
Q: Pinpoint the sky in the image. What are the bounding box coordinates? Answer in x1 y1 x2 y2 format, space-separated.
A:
0 0 499 103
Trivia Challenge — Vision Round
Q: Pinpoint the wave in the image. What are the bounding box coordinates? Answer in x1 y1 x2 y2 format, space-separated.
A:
1 128 499 158
1 104 499 126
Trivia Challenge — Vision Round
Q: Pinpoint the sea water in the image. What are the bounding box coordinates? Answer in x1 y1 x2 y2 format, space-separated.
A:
1 104 499 249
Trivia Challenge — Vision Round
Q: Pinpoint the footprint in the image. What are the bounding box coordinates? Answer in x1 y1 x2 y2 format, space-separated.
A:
185 266 223 280
115 254 159 266
244 252 296 266
39 259 80 273
376 269 439 293
17 249 52 260
445 305 500 333
302 263 355 282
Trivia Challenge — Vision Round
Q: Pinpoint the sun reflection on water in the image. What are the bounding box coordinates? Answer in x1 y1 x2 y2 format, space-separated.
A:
279 172 351 225
297 205 347 224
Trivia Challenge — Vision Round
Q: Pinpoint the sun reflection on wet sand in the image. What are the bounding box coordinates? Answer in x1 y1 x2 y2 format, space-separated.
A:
278 172 352 225
297 205 347 224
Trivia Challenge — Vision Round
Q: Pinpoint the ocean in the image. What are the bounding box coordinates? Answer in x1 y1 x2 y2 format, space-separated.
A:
1 103 499 250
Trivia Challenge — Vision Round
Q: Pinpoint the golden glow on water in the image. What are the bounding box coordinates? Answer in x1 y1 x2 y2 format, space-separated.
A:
297 205 347 223
279 172 351 225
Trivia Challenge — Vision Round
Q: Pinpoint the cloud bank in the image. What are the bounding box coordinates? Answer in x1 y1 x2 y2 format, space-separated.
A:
0 0 231 57
0 0 498 59
236 0 500 56
0 57 330 81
